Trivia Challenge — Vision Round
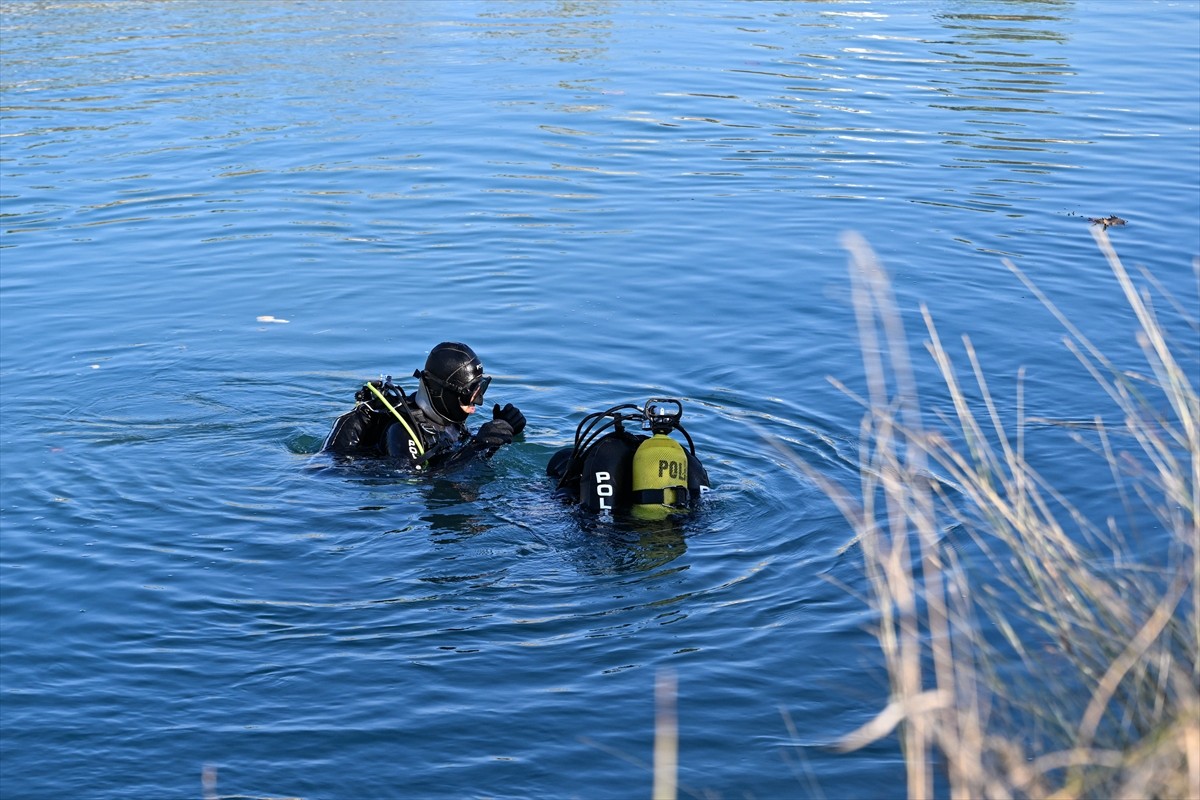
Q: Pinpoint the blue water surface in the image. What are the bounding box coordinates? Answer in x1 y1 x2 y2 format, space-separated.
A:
2 2 1197 798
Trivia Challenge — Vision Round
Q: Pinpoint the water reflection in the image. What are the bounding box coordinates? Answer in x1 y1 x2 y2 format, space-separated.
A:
313 453 689 576
420 476 494 542
936 4 1073 45
931 3 1078 118
570 516 690 575
921 3 1081 225
0 0 1099 252
478 0 614 64
547 0 1090 227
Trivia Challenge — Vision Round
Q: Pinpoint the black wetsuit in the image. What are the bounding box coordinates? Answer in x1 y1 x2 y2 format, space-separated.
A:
322 379 495 471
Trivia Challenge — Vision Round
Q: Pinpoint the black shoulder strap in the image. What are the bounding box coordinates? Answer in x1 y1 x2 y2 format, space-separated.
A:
631 487 693 506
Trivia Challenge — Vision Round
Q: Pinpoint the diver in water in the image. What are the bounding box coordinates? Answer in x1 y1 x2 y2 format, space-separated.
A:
322 341 526 472
548 398 709 520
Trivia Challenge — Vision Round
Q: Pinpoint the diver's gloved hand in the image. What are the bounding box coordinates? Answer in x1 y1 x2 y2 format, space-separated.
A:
474 419 514 450
492 403 526 436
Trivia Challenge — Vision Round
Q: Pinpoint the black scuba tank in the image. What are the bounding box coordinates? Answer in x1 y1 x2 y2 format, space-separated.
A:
578 430 643 515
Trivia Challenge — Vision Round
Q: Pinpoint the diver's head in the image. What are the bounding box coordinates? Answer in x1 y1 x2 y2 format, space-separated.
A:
418 341 490 423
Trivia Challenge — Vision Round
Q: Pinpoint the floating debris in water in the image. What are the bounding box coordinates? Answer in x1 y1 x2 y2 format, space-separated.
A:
256 315 289 324
1088 214 1127 230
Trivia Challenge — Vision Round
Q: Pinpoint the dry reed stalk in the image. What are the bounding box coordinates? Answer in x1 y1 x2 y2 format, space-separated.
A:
653 668 679 800
799 232 1198 799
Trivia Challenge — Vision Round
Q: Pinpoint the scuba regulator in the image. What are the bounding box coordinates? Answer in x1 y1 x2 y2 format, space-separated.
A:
548 397 708 520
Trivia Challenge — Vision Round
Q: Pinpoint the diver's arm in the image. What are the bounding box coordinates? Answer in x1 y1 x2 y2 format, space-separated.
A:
384 402 525 471
385 414 484 472
405 418 514 472
420 420 512 470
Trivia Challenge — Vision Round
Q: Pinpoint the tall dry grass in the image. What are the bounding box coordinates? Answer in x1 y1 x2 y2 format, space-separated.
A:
797 231 1198 799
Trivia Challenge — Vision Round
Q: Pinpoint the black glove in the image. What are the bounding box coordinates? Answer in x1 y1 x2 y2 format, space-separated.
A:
474 419 514 449
492 402 526 436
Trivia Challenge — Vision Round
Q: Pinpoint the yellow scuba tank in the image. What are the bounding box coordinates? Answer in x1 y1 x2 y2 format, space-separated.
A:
631 398 690 520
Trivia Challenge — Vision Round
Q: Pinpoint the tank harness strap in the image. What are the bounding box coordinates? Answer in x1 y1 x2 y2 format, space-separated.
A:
631 487 692 506
365 381 425 457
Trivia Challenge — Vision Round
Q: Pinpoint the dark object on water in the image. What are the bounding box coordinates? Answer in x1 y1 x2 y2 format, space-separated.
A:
1088 214 1127 230
548 398 709 520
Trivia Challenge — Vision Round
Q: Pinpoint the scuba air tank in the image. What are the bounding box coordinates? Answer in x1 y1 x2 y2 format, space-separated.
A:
631 399 690 520
548 397 708 520
579 430 638 514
